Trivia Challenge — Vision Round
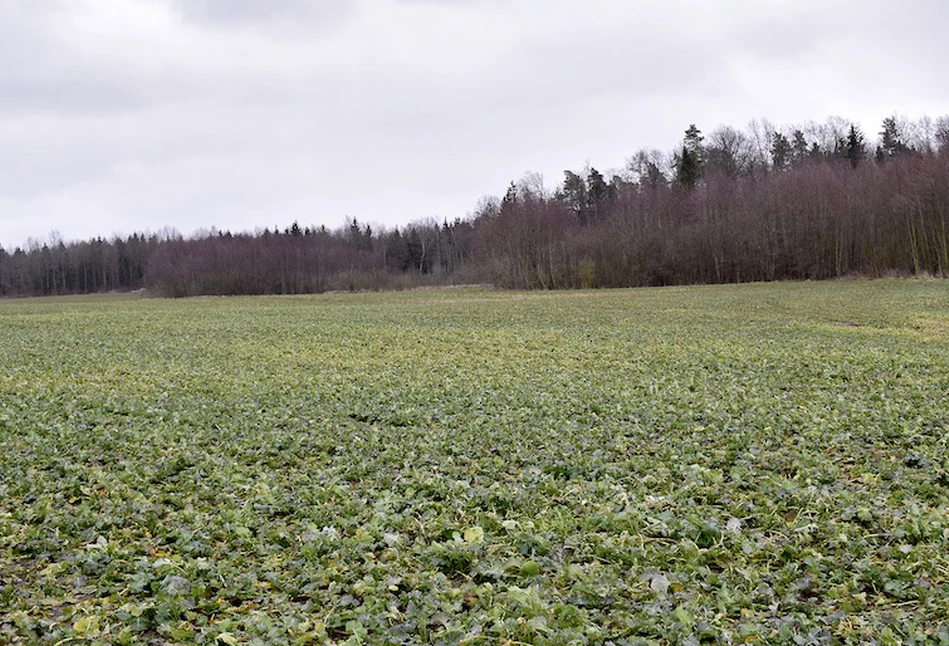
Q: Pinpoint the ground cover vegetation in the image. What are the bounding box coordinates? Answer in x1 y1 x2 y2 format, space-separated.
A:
1 115 948 298
1 280 948 644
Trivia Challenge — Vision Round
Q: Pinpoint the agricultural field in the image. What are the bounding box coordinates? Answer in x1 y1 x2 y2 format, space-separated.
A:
1 280 949 645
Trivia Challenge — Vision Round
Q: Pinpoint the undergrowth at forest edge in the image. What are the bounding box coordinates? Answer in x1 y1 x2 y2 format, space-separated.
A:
1 280 948 644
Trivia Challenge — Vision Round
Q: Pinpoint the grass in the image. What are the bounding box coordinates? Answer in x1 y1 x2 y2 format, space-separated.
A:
1 280 948 645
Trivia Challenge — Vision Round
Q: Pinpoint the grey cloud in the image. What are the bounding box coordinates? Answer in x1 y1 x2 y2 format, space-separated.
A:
0 76 149 115
177 0 318 24
169 0 356 34
1 0 947 249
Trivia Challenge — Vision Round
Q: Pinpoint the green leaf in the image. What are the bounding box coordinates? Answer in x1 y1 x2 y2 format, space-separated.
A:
674 606 693 627
520 560 541 577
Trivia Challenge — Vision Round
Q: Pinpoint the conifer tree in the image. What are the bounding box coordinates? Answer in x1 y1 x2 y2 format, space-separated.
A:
878 116 907 161
771 132 791 170
675 125 704 188
561 171 588 223
845 124 866 169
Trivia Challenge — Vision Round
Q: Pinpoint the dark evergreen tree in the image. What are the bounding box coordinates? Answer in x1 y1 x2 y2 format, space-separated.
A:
384 229 411 272
791 130 809 165
644 161 666 189
501 181 518 216
845 124 866 169
675 125 704 188
771 132 791 171
561 171 588 222
684 124 704 155
675 145 701 188
586 167 610 221
878 116 907 161
349 217 362 242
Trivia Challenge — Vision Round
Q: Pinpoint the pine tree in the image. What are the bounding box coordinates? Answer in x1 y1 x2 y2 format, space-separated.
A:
586 167 609 221
561 171 588 223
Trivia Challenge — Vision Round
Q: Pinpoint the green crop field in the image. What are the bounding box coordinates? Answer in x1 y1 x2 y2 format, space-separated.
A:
2 281 949 645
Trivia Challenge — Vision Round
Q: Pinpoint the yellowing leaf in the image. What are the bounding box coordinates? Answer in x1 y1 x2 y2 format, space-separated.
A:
73 615 99 635
463 526 484 543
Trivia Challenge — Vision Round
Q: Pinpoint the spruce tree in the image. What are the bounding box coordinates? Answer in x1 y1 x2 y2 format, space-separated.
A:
675 125 704 188
845 124 866 169
791 130 809 163
878 116 907 161
771 132 791 170
500 182 518 216
675 145 701 188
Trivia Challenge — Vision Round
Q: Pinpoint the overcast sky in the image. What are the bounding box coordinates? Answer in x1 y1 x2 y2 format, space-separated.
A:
1 0 946 248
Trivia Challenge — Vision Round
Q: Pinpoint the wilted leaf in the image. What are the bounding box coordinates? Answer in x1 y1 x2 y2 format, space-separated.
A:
650 574 670 594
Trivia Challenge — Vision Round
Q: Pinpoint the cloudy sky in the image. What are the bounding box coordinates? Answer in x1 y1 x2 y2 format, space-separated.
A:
1 0 946 248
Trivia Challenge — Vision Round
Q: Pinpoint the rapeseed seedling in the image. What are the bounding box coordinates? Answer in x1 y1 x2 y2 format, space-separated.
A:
1 281 948 644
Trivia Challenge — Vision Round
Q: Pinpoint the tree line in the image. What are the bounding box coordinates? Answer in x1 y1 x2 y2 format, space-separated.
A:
2 114 947 297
